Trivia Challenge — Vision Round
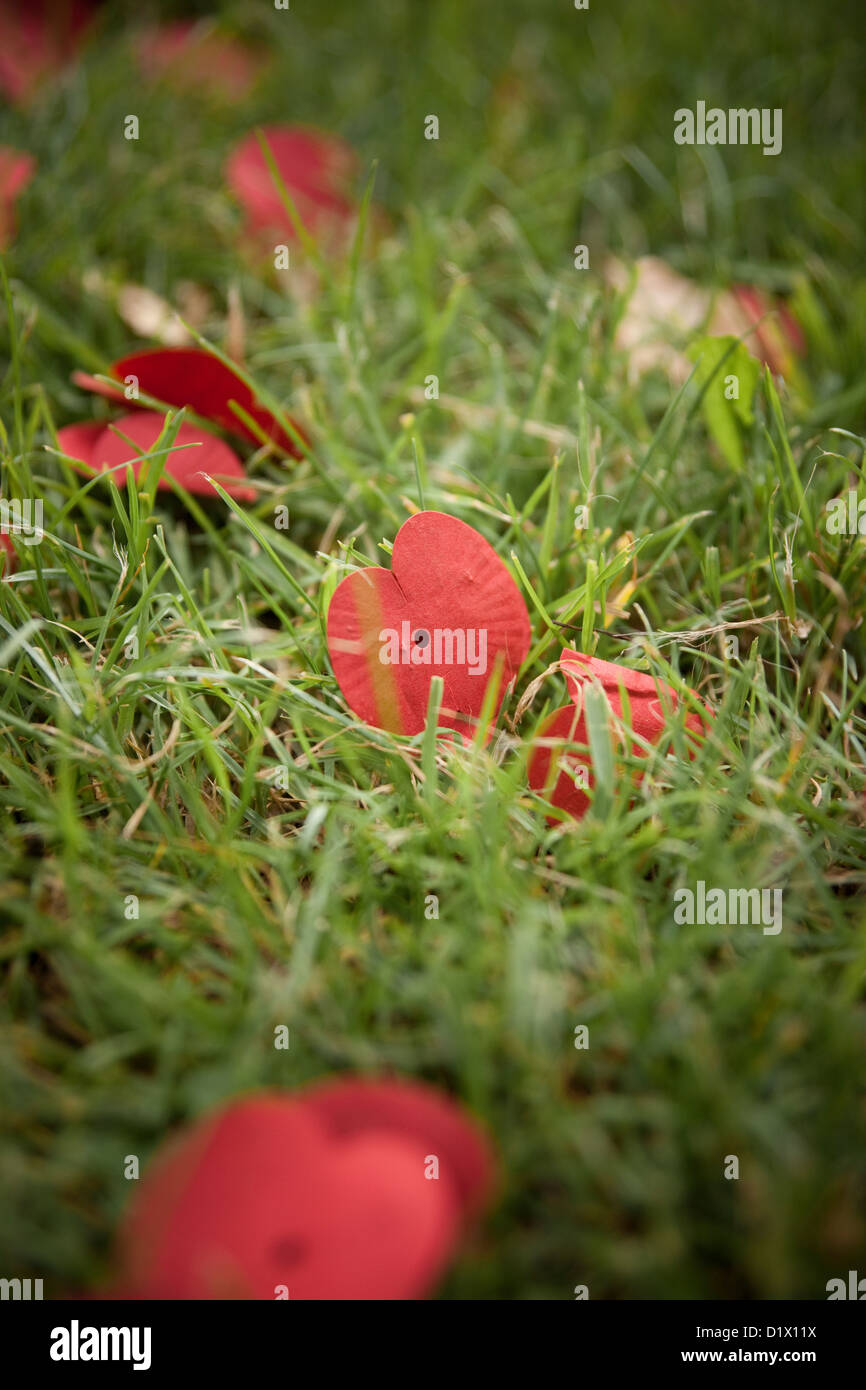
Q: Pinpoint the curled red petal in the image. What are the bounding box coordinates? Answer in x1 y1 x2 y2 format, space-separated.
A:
71 369 126 403
529 650 711 822
527 703 592 821
75 347 304 457
59 411 257 502
561 649 660 703
561 648 710 739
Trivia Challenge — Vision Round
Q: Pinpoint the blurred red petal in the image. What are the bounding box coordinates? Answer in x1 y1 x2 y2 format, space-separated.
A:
138 21 265 101
1 530 17 577
71 369 125 402
115 1095 462 1301
55 420 104 467
327 511 531 739
0 1 95 104
226 125 357 242
723 285 806 376
58 411 257 501
303 1077 494 1222
0 146 35 248
74 347 304 457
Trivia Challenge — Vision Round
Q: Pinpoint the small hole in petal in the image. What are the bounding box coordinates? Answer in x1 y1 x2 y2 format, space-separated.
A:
271 1235 308 1267
413 628 431 649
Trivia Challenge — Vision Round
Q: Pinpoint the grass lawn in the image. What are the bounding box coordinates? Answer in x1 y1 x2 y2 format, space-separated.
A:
1 0 865 1299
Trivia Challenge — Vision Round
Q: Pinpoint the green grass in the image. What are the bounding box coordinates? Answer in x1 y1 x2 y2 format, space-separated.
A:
1 0 865 1299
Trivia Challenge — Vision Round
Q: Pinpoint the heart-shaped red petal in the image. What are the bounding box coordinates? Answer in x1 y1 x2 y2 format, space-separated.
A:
302 1077 494 1222
115 1096 462 1300
226 125 357 242
74 346 303 457
57 410 256 501
327 511 531 738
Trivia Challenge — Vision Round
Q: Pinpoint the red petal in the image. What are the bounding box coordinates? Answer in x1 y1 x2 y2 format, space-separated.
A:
226 125 357 241
59 411 257 501
529 650 711 822
75 347 303 457
55 420 105 468
138 22 264 101
0 1 94 104
527 703 592 821
302 1077 494 1222
116 1096 462 1301
731 285 805 374
561 648 710 741
0 145 35 248
326 511 531 738
561 650 660 703
71 369 126 403
0 147 35 200
1 530 17 578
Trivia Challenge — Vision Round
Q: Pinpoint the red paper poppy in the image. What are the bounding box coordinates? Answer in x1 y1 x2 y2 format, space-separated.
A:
327 511 531 739
0 147 35 249
56 410 256 502
303 1077 494 1221
728 284 806 377
137 21 264 100
111 1088 490 1300
226 125 358 245
0 0 95 105
528 649 711 821
72 346 304 458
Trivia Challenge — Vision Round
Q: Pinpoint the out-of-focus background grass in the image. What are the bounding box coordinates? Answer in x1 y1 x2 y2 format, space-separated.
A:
1 0 865 1299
